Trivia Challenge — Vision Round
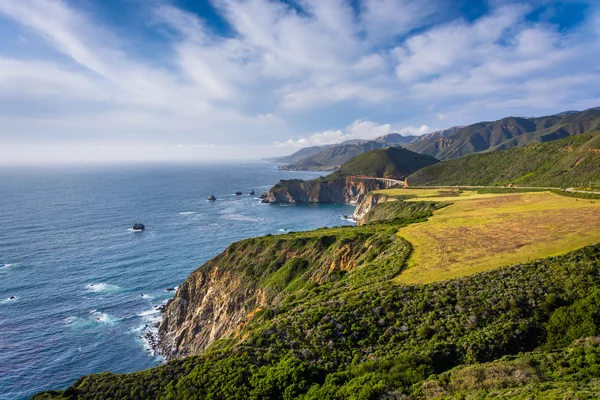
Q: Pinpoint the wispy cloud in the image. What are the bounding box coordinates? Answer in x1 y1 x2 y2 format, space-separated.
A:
0 0 598 163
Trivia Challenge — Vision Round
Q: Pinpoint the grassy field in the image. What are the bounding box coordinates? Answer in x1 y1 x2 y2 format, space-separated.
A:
375 188 600 284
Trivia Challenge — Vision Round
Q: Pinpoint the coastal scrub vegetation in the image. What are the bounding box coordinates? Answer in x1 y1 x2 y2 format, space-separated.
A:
35 189 600 399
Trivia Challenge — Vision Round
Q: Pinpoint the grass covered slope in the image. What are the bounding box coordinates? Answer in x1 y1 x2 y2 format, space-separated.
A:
407 130 600 187
380 189 600 284
331 147 439 180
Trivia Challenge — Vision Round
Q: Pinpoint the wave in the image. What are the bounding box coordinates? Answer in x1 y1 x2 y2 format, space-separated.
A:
1 296 17 304
139 293 153 299
85 283 120 293
179 211 196 215
1 263 16 268
63 316 77 325
89 310 118 324
137 308 160 318
221 214 266 223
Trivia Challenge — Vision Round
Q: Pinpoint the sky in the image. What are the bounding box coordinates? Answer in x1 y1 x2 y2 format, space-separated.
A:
0 0 599 164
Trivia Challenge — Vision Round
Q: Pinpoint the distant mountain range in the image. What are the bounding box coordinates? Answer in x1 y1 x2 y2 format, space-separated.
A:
405 108 600 160
271 108 600 171
273 127 462 171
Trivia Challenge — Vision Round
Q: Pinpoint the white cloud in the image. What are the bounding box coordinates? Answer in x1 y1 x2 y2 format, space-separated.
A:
0 0 598 163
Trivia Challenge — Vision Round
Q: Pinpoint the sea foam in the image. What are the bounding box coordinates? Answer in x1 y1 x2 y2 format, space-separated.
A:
85 283 120 293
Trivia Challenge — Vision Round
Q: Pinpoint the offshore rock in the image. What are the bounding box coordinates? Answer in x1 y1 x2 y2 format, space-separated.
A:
208 195 216 201
132 223 145 231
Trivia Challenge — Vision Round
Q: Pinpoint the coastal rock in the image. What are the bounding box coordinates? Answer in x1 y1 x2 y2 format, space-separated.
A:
133 223 145 231
249 189 256 195
158 265 269 358
208 195 216 201
235 191 243 196
352 192 397 224
265 177 393 205
165 287 176 292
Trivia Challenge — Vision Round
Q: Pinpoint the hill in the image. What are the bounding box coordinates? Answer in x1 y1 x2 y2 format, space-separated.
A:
407 129 600 187
333 147 439 179
405 108 600 160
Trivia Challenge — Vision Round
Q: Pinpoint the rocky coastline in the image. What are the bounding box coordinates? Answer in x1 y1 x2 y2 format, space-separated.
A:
264 176 396 205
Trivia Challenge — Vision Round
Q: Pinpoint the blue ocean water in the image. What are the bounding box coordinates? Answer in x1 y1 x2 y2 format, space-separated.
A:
0 163 355 400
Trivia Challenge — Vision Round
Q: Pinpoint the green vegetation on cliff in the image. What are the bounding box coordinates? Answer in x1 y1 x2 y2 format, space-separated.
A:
36 191 600 399
407 130 600 187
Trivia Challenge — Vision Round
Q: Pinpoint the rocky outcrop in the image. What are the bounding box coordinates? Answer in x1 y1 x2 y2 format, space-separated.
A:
158 264 267 358
352 193 397 223
132 223 145 231
208 195 216 201
265 177 394 205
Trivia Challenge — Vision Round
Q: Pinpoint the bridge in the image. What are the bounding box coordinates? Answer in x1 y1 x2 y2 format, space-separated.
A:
351 176 407 187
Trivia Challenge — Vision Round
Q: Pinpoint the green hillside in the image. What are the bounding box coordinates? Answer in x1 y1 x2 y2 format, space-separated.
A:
35 238 600 399
405 109 600 160
331 147 439 180
35 193 600 399
407 130 600 187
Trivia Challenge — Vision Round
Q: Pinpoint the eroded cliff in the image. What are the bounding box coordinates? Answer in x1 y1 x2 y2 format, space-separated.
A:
265 176 395 205
157 225 406 358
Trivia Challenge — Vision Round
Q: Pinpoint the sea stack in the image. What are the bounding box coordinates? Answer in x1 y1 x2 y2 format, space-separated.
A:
208 195 216 201
132 223 145 231
249 189 256 196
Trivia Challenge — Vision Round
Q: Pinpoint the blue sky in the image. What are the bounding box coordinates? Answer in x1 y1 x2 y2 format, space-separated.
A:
0 0 599 163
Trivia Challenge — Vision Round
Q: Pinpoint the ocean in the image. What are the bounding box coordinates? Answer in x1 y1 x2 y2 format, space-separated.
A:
0 163 355 400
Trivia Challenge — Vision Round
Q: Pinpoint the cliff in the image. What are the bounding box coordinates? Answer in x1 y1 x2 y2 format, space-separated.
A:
352 192 396 222
265 176 394 205
157 225 405 358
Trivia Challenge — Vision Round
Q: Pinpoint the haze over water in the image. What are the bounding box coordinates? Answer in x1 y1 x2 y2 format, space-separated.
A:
0 163 355 400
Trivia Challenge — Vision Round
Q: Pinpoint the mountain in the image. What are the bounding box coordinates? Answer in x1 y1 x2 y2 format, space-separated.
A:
265 147 439 204
334 147 439 179
276 129 460 171
405 108 600 160
373 133 419 144
268 145 335 164
288 141 391 169
407 129 600 187
417 125 464 141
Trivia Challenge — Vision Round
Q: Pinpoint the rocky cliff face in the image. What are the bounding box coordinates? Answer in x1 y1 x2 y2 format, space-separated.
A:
265 177 394 205
157 230 388 358
352 193 397 224
158 260 268 358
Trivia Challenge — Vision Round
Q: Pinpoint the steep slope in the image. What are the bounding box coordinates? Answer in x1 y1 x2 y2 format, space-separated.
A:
408 130 600 187
266 147 439 204
406 108 600 160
